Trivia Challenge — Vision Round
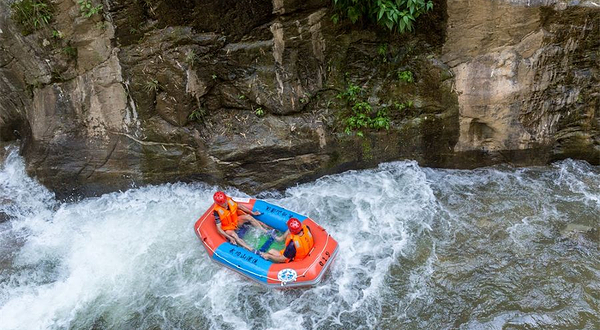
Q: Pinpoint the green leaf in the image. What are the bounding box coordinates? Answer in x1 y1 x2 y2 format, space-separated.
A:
348 7 359 23
385 20 393 30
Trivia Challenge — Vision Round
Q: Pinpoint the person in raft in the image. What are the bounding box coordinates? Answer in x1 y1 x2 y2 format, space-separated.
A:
213 191 268 253
260 217 314 263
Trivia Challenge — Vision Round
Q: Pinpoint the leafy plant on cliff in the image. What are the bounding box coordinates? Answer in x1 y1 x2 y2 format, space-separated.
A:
394 100 413 111
185 50 198 68
144 79 160 94
377 43 388 62
62 45 77 59
331 0 433 33
10 0 54 35
255 107 265 117
78 0 103 18
337 83 391 136
188 108 206 122
51 29 63 39
398 70 414 83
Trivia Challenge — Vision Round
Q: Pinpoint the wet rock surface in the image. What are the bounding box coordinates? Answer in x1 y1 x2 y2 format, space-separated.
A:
0 0 598 197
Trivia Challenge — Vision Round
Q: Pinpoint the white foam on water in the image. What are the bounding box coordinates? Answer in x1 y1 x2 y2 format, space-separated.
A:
1 149 598 329
0 155 439 329
553 159 600 209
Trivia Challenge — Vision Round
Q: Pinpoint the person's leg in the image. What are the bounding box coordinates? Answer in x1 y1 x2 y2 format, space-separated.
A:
225 230 254 251
260 249 288 263
239 214 267 232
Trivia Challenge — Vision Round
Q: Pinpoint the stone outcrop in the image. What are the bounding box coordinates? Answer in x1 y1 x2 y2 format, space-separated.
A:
0 0 598 197
443 0 599 165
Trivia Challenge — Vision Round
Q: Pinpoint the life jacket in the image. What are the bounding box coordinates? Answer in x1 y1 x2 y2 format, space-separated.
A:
282 225 314 261
214 197 239 231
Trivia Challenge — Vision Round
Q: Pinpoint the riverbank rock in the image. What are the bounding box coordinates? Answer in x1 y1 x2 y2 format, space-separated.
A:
0 0 598 197
443 0 599 165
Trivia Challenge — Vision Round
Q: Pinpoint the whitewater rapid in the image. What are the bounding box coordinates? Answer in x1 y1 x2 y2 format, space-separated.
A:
1 147 598 329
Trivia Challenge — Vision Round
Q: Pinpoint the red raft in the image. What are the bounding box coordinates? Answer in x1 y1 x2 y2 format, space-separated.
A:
194 197 338 288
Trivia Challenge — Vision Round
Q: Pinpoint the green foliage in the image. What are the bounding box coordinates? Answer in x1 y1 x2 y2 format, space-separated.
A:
62 45 77 59
144 79 159 93
394 100 413 111
331 0 433 33
397 70 414 83
188 108 206 122
96 21 108 30
336 82 362 104
238 94 246 100
10 0 53 35
211 74 217 80
377 43 388 62
255 107 265 117
299 92 311 104
51 29 63 39
373 107 391 129
337 83 391 136
78 0 103 18
377 44 388 57
185 50 197 68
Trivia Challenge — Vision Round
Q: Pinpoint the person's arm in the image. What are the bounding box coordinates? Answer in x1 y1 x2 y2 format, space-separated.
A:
214 211 236 244
216 224 237 244
238 203 261 216
275 230 289 242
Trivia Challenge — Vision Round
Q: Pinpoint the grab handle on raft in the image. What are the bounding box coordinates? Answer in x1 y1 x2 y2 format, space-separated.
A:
259 236 275 253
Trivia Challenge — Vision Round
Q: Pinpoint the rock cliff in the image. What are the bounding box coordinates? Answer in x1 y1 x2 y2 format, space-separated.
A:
0 0 598 197
444 0 599 165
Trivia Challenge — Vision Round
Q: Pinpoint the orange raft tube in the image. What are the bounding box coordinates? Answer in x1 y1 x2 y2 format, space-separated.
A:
194 197 338 288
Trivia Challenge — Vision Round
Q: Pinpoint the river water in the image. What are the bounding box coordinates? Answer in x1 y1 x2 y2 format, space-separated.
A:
0 147 598 330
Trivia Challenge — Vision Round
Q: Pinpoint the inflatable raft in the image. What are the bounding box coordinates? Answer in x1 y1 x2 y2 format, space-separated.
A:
194 198 338 288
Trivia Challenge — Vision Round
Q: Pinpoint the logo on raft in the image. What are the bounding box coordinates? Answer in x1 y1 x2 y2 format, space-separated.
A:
277 268 298 285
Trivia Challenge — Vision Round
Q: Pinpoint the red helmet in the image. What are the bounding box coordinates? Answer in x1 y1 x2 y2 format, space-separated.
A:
213 191 227 205
287 218 302 234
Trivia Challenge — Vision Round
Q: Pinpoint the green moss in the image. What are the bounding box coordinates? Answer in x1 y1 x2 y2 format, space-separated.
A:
361 139 373 161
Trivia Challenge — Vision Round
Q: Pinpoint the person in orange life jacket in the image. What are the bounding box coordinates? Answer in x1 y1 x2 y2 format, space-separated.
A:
213 191 268 253
260 217 314 263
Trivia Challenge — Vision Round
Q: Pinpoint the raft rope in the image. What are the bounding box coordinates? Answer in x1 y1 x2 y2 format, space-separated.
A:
197 212 332 285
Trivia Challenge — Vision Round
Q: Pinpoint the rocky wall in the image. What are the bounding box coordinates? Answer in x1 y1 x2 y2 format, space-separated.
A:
443 0 599 165
0 0 597 197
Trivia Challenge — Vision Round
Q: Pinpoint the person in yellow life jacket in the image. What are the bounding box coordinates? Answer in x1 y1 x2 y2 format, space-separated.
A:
213 191 268 253
260 218 314 263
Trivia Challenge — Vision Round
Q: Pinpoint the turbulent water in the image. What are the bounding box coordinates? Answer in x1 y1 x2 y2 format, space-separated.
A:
0 147 598 330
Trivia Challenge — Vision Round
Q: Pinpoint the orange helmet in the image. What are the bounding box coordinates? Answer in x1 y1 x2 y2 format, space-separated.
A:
287 218 302 234
213 191 227 205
